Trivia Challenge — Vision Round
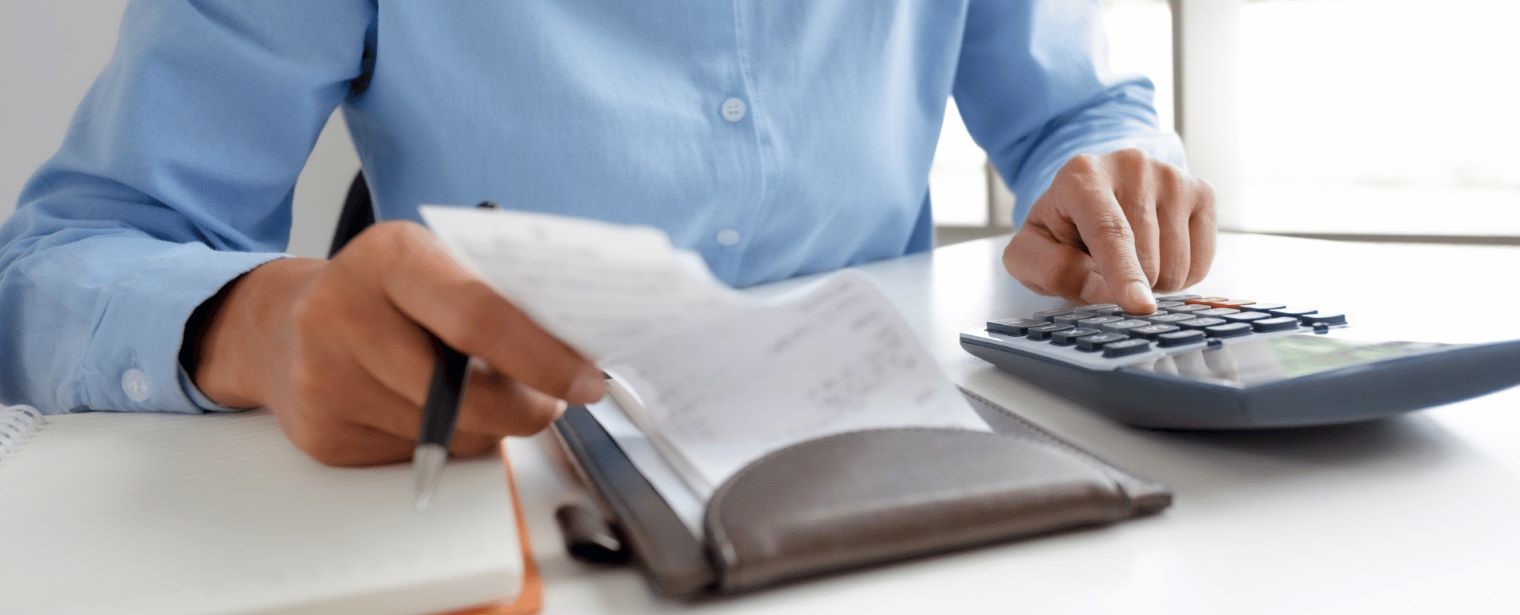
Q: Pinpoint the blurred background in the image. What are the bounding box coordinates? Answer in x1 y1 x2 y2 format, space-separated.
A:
3 0 1517 257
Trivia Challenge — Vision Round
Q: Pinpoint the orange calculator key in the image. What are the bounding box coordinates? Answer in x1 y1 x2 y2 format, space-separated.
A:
1185 297 1254 309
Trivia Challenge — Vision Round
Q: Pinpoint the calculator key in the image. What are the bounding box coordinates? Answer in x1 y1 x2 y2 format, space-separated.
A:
1299 313 1347 326
1176 317 1225 330
1032 308 1075 322
1076 303 1120 314
1123 312 1160 320
987 318 1047 336
1156 301 1186 310
1050 328 1102 346
1102 338 1152 358
1268 307 1319 318
1161 304 1210 315
1195 307 1241 318
1026 323 1074 340
1157 330 1207 347
1242 303 1287 313
1220 311 1271 324
1252 316 1301 332
1075 332 1130 352
1053 313 1090 326
1082 305 1126 316
1204 322 1253 338
1076 315 1124 328
1130 324 1181 340
1100 319 1151 334
1185 296 1230 306
1146 313 1196 325
1157 294 1200 302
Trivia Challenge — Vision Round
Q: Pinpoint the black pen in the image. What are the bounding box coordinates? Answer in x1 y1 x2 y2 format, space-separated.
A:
411 200 499 510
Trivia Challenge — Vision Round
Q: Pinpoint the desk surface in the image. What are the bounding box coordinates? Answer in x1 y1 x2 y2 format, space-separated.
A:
507 232 1520 614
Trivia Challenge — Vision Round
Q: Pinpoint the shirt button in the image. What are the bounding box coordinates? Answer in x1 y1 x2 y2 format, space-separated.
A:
121 368 151 403
720 97 747 123
715 228 742 247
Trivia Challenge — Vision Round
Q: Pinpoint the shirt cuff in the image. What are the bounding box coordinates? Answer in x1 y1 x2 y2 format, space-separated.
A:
83 244 286 414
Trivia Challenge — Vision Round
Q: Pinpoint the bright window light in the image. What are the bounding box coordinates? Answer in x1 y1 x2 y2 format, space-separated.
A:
1236 0 1520 236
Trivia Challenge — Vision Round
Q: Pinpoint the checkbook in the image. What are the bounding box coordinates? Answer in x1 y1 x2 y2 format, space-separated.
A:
422 206 1170 598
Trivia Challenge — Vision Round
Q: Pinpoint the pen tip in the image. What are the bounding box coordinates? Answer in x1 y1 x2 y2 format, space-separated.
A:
411 444 448 512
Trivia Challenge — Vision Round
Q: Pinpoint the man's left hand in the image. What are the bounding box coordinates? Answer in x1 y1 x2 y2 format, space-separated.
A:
1003 148 1217 314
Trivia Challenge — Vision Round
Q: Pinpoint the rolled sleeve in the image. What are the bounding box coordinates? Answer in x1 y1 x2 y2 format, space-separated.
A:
953 0 1186 226
0 0 371 414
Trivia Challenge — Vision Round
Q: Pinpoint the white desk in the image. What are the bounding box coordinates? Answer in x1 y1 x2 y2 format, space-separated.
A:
507 232 1520 614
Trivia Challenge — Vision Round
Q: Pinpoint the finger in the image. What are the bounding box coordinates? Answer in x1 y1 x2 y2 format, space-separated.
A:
1116 170 1161 287
304 349 427 443
279 411 414 467
332 359 541 449
1004 224 1108 304
448 432 503 458
1064 190 1156 313
1185 183 1219 288
1154 171 1192 293
354 223 605 404
333 289 438 407
336 321 566 440
453 364 567 437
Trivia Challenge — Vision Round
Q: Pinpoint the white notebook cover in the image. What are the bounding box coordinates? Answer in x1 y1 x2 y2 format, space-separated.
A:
0 409 522 615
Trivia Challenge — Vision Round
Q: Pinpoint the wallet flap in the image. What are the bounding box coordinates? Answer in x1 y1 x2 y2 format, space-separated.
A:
703 427 1155 592
960 387 1173 513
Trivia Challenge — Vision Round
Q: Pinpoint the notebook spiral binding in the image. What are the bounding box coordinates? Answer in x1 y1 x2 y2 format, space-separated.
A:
0 405 44 462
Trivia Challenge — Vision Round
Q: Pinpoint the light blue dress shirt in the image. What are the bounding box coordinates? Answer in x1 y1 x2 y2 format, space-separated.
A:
0 0 1181 414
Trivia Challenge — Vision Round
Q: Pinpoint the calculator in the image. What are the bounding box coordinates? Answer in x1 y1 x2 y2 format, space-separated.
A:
960 295 1520 429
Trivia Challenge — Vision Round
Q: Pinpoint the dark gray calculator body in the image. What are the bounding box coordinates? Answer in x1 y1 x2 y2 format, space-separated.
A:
960 296 1520 429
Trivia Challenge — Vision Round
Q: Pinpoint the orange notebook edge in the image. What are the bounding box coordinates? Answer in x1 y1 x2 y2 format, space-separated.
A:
445 445 544 615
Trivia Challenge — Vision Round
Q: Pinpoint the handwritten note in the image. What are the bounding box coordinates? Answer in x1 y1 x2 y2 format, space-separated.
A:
422 206 987 496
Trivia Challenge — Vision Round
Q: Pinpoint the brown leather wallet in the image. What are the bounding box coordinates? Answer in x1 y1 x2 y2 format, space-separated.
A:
552 388 1171 599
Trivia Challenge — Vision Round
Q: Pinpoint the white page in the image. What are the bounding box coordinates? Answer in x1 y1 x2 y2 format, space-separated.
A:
421 206 750 359
606 272 987 495
0 411 521 615
423 206 987 497
584 394 709 535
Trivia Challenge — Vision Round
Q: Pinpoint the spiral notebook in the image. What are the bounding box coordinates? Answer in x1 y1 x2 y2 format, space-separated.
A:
0 405 529 615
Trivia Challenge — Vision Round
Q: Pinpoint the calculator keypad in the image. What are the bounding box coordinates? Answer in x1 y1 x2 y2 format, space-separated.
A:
983 295 1349 362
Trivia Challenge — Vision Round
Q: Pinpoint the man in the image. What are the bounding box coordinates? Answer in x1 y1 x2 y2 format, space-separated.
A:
0 1 1214 465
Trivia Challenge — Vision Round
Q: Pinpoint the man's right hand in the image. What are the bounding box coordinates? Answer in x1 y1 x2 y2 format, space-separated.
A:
189 221 606 466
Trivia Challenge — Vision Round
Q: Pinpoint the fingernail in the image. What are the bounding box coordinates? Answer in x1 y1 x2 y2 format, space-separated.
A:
1122 281 1156 312
553 399 569 419
568 371 606 403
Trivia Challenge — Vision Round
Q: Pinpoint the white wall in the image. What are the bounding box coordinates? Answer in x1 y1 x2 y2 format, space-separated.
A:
0 0 356 258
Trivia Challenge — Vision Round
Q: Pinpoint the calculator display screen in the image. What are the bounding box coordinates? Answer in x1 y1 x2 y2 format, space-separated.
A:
1123 335 1450 388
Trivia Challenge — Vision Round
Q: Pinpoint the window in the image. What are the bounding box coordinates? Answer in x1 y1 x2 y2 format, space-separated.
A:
934 0 1520 241
1232 0 1520 237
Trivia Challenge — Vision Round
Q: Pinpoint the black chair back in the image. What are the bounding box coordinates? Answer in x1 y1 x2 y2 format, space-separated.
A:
329 171 375 257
